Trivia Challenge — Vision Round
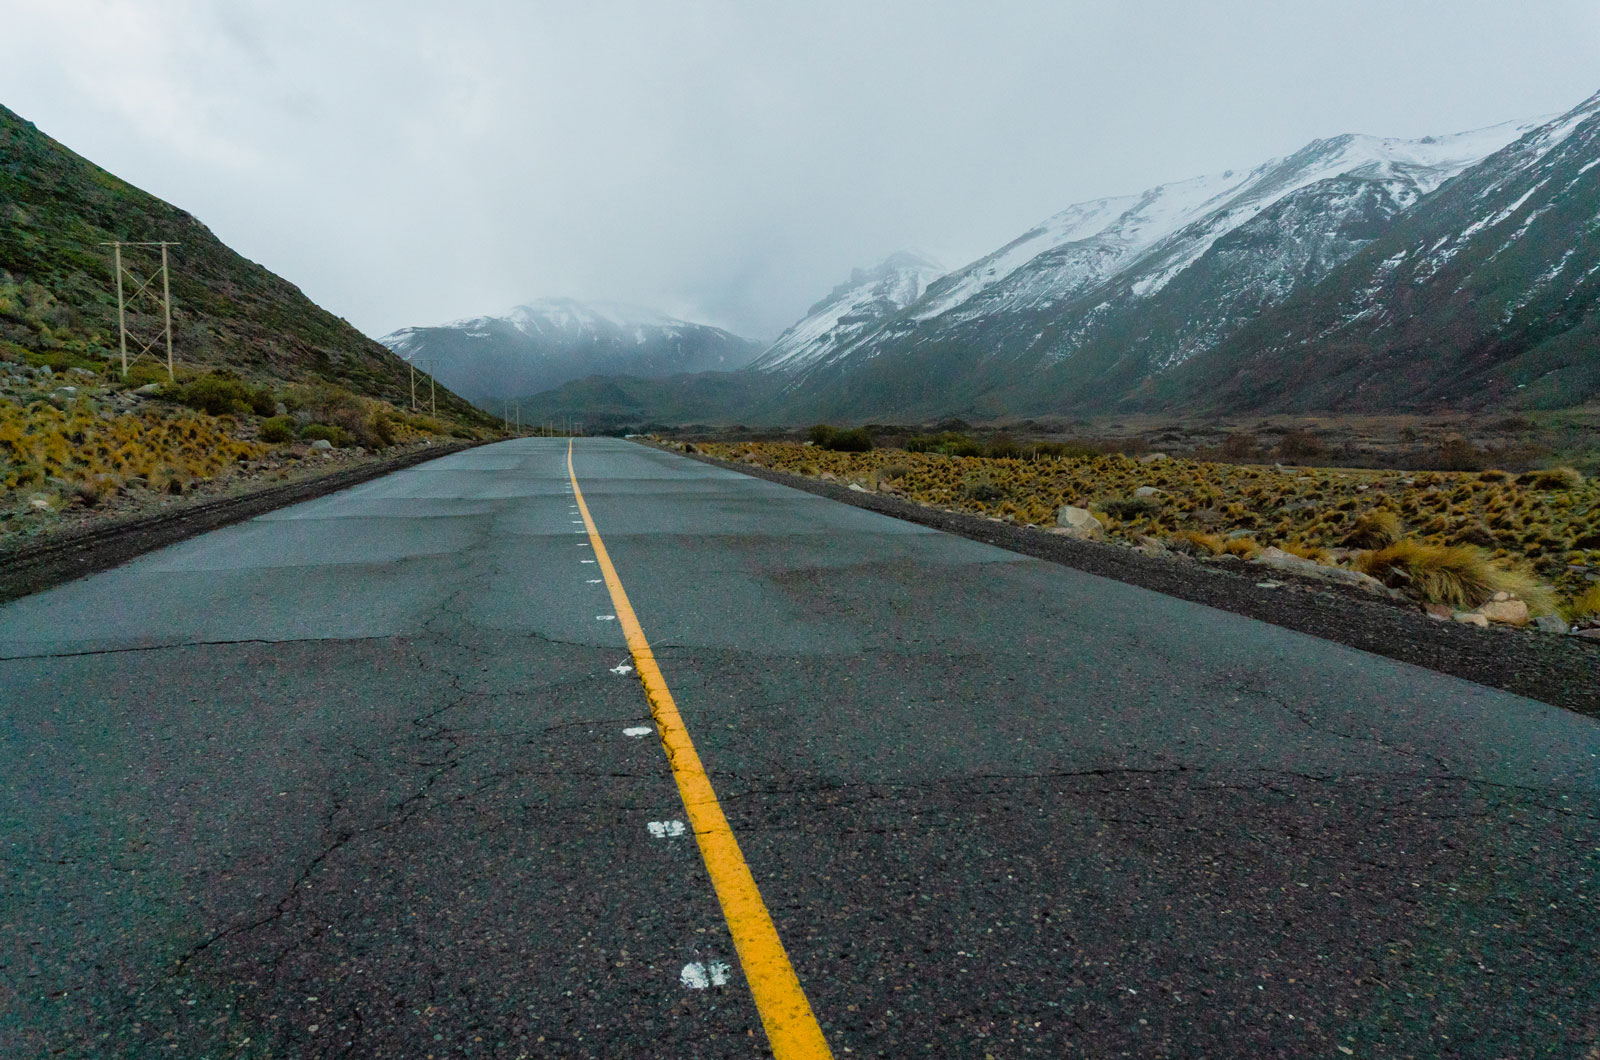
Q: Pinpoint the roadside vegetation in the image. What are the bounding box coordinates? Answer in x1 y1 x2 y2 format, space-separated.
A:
0 351 493 542
695 434 1600 630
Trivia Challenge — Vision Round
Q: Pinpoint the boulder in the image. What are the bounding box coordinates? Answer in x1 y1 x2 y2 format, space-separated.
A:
1475 599 1530 627
1573 628 1600 642
134 382 161 395
309 438 334 451
1133 486 1164 498
847 482 870 493
1533 614 1570 635
1253 547 1389 593
1053 506 1104 540
1452 611 1490 628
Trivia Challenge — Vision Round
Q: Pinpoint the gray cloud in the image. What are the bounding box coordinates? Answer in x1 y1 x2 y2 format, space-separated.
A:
5 0 1598 340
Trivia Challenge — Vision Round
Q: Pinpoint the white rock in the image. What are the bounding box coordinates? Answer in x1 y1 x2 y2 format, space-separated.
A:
1133 486 1164 498
1452 611 1490 628
1053 505 1104 540
1475 599 1529 627
309 439 334 451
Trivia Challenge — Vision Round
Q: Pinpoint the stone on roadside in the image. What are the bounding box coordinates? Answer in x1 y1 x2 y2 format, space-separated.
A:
1475 599 1530 627
1052 505 1104 540
1573 628 1600 642
1253 546 1389 593
1533 614 1570 635
1423 602 1454 621
1453 611 1490 627
847 482 870 493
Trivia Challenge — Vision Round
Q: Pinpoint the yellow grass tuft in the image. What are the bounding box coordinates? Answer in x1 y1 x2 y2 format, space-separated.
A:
1565 583 1600 622
1169 530 1224 556
1357 539 1554 612
1343 510 1401 549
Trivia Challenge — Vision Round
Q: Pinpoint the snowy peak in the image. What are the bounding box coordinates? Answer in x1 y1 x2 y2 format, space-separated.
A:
379 298 759 405
751 251 945 372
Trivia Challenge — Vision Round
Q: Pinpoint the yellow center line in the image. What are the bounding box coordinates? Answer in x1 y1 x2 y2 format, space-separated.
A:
566 439 834 1060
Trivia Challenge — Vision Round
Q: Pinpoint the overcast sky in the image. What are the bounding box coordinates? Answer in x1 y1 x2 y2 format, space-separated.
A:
5 1 1599 341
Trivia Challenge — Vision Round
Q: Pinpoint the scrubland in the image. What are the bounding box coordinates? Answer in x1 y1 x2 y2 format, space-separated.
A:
0 352 490 545
696 437 1600 627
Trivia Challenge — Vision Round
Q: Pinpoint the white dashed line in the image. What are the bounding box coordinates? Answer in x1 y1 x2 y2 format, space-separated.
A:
646 820 686 839
581 559 596 564
622 725 652 737
587 579 603 584
680 961 731 989
596 614 616 622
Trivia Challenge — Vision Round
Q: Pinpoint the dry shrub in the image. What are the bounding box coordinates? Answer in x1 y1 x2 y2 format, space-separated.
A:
1343 510 1401 549
1520 466 1584 490
1357 539 1552 611
1221 536 1261 559
1168 530 1223 556
1566 583 1600 623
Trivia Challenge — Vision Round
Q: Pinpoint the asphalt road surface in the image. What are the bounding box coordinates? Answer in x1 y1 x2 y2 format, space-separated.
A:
2 437 1596 1059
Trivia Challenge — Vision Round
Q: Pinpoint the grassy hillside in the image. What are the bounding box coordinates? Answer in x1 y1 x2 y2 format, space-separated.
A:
0 103 488 423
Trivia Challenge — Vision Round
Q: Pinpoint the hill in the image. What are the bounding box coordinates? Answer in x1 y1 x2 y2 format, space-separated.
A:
0 103 484 422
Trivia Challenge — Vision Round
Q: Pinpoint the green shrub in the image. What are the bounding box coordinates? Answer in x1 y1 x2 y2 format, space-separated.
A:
259 416 296 443
249 388 278 417
300 422 348 446
176 372 254 416
368 410 397 448
808 425 872 452
960 475 1003 503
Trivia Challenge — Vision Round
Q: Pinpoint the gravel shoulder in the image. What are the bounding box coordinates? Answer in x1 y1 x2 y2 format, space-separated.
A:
680 447 1600 717
0 441 483 605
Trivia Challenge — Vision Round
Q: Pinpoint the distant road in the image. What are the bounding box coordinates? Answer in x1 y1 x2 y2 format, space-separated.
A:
2 437 1596 1058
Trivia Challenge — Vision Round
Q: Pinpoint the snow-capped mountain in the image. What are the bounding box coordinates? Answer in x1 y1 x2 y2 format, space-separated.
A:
380 298 760 405
760 115 1547 422
1163 89 1600 412
749 251 944 373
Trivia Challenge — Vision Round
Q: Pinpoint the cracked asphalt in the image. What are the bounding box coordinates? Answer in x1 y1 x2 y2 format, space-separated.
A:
2 437 1597 1059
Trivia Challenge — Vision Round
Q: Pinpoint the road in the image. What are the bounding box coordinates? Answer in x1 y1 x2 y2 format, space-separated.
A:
2 437 1596 1059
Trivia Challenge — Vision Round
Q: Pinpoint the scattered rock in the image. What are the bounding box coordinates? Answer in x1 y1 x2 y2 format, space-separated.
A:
1053 505 1104 540
1133 486 1164 497
1423 602 1454 621
818 472 837 481
1533 614 1570 635
134 383 161 395
847 482 870 493
1491 591 1510 603
1138 452 1169 463
309 439 334 451
1573 628 1600 642
1475 599 1529 627
1253 547 1390 593
274 402 288 416
1452 611 1490 628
